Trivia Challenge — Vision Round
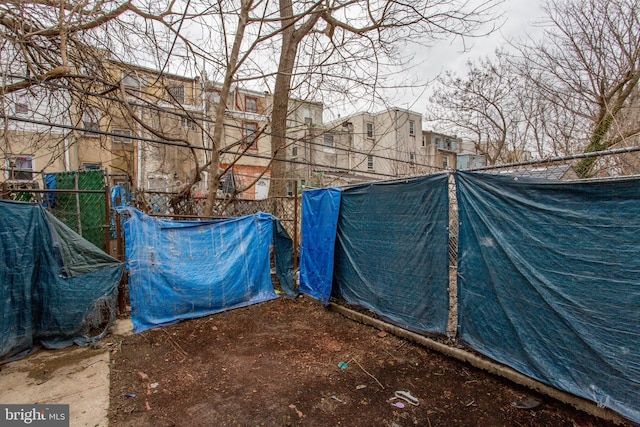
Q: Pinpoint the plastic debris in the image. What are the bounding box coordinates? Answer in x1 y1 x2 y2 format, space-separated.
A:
150 382 159 389
512 398 541 409
356 385 367 390
388 390 419 406
330 395 346 404
394 402 405 409
124 393 137 398
337 362 349 370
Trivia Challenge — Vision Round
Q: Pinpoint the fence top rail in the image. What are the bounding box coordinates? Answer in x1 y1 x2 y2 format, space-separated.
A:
146 213 229 220
4 189 106 194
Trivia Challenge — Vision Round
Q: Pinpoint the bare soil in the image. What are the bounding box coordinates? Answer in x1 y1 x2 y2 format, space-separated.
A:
108 296 621 426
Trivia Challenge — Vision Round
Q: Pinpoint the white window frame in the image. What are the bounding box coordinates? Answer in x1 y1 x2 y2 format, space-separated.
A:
292 144 298 158
367 155 374 170
409 120 415 136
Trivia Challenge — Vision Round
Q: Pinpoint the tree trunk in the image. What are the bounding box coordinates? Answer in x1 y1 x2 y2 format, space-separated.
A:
269 0 297 197
203 5 250 216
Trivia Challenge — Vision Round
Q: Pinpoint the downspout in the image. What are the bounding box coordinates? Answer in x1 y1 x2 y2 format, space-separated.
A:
136 105 143 189
201 75 209 185
64 137 71 171
395 109 399 176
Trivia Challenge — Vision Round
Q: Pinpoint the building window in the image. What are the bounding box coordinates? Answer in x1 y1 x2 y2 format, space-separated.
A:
122 72 143 88
243 122 258 149
168 85 185 104
410 152 415 164
443 156 450 169
286 181 294 197
409 120 415 136
15 95 28 115
323 133 334 148
83 163 102 170
367 155 374 170
112 128 132 143
6 156 34 181
181 117 197 130
366 122 374 138
422 135 426 147
246 97 258 113
304 108 312 124
208 91 221 104
292 144 298 157
147 174 168 191
83 108 100 136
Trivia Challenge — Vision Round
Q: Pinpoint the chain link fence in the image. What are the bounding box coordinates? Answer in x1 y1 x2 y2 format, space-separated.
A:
1 170 109 251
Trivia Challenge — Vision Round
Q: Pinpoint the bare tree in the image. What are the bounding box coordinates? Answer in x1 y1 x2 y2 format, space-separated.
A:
2 0 500 214
517 0 640 177
427 50 531 165
269 0 501 195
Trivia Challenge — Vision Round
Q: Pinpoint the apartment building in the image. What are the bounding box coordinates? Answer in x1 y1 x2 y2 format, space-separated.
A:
285 108 465 189
206 82 272 200
1 85 71 190
1 58 279 200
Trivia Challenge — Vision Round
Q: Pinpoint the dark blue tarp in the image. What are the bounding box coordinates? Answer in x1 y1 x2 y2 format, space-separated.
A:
1 200 123 361
299 187 342 305
273 219 297 298
121 209 281 333
456 171 640 423
333 174 450 335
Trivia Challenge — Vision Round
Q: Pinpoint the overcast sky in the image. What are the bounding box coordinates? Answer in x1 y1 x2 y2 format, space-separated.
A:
375 0 548 119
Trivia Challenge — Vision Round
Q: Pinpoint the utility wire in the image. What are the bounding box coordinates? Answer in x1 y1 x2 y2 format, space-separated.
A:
5 74 439 169
1 114 399 178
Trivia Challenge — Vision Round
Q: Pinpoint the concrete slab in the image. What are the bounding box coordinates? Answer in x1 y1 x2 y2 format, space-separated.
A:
111 317 134 336
0 346 110 427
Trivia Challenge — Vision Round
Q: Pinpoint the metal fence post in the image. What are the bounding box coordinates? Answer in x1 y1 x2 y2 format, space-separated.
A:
294 181 299 270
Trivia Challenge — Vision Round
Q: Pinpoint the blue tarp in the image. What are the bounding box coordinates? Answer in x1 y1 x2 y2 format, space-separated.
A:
121 209 284 333
456 171 640 423
333 175 450 335
299 187 342 305
1 200 123 361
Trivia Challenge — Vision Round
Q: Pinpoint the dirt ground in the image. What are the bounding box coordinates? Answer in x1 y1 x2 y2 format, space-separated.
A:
108 296 622 427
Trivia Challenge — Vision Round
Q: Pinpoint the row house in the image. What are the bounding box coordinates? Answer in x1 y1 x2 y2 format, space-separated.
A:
2 58 473 200
1 59 275 200
285 108 465 190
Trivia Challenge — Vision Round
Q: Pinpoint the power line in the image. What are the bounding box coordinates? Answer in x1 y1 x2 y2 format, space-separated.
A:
470 145 640 171
5 74 440 169
1 114 399 178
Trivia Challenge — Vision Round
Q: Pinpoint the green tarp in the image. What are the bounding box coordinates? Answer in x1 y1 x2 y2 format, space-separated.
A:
1 200 123 361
